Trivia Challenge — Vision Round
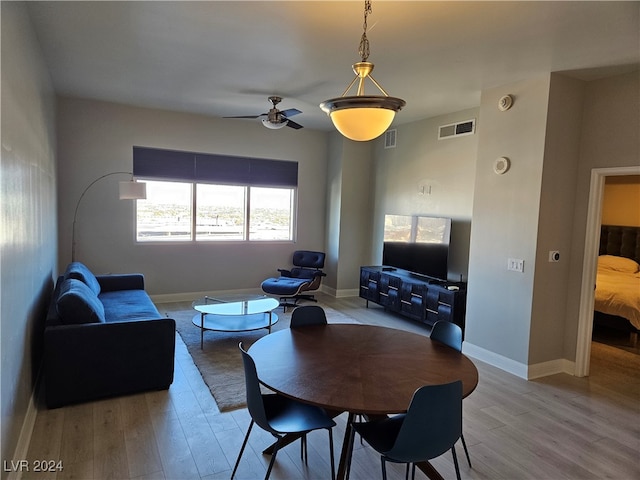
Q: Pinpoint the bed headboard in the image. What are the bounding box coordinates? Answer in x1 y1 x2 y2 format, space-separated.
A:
599 225 640 264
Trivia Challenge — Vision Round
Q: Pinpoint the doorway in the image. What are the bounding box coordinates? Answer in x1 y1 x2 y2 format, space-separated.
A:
575 165 640 376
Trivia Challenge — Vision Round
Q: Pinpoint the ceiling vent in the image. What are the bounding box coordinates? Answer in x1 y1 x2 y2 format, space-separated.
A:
384 129 397 148
438 119 476 140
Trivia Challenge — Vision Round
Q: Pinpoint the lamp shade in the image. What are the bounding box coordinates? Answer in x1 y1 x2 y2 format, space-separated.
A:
119 180 147 200
320 95 405 141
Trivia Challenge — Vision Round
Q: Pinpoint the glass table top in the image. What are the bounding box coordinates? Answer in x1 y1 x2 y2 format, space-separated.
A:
192 295 279 316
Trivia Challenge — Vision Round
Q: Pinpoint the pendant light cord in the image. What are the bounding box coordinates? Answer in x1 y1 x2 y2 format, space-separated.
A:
358 0 372 61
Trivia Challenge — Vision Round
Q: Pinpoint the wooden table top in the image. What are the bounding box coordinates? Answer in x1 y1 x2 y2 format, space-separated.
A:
249 323 478 415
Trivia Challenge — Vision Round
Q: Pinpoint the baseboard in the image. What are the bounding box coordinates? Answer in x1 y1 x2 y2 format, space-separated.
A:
321 285 358 298
8 372 41 480
153 286 359 304
463 342 576 380
335 288 359 298
527 358 576 379
151 288 264 304
462 342 529 379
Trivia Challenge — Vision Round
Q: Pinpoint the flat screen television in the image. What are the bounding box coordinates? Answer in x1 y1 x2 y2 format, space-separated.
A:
382 214 451 281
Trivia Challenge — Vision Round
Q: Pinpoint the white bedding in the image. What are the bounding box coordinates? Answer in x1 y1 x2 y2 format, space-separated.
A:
594 255 640 330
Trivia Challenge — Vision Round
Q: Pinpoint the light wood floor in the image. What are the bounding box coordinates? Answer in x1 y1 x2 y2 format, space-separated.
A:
23 293 639 480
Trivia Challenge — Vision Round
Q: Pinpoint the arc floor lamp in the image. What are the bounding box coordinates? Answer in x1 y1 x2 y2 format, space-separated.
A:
71 171 146 261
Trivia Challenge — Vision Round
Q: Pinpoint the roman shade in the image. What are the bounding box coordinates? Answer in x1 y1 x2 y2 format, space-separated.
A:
133 146 298 188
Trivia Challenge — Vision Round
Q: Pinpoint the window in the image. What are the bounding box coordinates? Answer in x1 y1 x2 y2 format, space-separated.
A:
137 181 296 242
249 187 295 241
133 146 298 243
137 181 192 241
195 184 245 241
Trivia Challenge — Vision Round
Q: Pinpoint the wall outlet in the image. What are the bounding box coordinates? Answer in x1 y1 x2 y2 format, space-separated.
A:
507 258 524 272
549 251 560 262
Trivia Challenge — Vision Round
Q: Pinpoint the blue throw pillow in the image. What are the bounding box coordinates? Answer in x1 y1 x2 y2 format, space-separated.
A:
64 262 101 295
56 278 106 324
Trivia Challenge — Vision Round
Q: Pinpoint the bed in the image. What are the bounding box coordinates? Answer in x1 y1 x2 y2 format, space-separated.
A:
594 225 640 343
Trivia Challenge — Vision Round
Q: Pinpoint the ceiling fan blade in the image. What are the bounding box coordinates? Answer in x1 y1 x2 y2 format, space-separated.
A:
223 114 264 119
281 108 302 118
286 120 304 130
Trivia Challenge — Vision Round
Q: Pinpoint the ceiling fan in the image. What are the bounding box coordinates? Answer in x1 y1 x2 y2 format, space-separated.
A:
225 96 303 130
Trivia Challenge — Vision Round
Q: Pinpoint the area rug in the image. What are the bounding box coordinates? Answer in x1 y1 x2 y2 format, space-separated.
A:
164 304 360 412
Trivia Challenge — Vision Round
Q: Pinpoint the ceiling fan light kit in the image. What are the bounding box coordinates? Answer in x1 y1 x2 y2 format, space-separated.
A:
261 118 288 129
320 0 405 142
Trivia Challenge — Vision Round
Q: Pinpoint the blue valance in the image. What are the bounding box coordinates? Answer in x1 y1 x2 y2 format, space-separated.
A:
133 146 298 188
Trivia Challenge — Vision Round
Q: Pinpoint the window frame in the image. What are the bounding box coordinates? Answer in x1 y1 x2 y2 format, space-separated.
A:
132 146 299 244
135 178 298 244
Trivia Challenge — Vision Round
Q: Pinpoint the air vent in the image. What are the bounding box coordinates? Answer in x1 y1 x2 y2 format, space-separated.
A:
384 129 397 148
438 119 476 140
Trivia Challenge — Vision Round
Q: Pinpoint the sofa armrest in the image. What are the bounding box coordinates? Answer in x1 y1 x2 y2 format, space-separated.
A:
97 273 145 292
44 317 175 408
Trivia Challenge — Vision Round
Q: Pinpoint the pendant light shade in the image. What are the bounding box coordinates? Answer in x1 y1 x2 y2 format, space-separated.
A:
320 96 405 142
320 1 405 142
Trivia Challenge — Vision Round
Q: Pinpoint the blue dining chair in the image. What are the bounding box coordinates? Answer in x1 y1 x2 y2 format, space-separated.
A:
349 381 463 480
290 305 328 328
231 342 336 480
430 321 472 468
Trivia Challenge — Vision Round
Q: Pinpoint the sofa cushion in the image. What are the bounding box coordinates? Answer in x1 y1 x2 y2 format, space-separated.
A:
99 289 161 322
64 262 101 295
56 278 106 324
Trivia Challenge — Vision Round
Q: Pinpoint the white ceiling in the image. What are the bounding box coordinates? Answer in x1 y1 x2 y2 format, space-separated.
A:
26 1 640 132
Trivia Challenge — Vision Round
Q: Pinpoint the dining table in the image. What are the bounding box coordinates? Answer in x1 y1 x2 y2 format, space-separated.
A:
248 323 479 480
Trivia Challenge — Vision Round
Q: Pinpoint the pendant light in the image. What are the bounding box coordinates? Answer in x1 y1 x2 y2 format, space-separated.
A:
320 0 405 142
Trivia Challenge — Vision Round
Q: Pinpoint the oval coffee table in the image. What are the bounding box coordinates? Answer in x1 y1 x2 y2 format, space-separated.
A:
192 296 279 349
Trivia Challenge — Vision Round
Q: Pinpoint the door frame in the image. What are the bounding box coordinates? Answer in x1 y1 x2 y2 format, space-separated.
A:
575 165 640 377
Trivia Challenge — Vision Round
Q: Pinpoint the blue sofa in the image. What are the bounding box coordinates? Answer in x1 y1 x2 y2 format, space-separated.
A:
44 262 175 408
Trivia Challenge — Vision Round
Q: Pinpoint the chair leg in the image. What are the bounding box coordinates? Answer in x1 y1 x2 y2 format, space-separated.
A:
264 438 281 480
451 445 461 480
346 419 357 480
460 433 472 467
381 457 388 480
327 427 336 480
355 414 364 444
300 433 307 463
231 420 254 479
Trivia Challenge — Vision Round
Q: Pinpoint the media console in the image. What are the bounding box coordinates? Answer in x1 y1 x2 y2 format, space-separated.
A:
359 266 467 332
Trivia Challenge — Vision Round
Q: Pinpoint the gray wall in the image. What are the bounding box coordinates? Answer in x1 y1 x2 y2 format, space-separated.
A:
564 70 640 359
369 71 639 375
529 74 585 366
1 2 57 471
371 109 480 282
467 76 551 367
324 133 375 296
335 138 375 294
56 97 330 298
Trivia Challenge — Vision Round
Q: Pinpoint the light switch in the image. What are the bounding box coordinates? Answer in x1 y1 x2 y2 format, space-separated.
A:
507 258 524 272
